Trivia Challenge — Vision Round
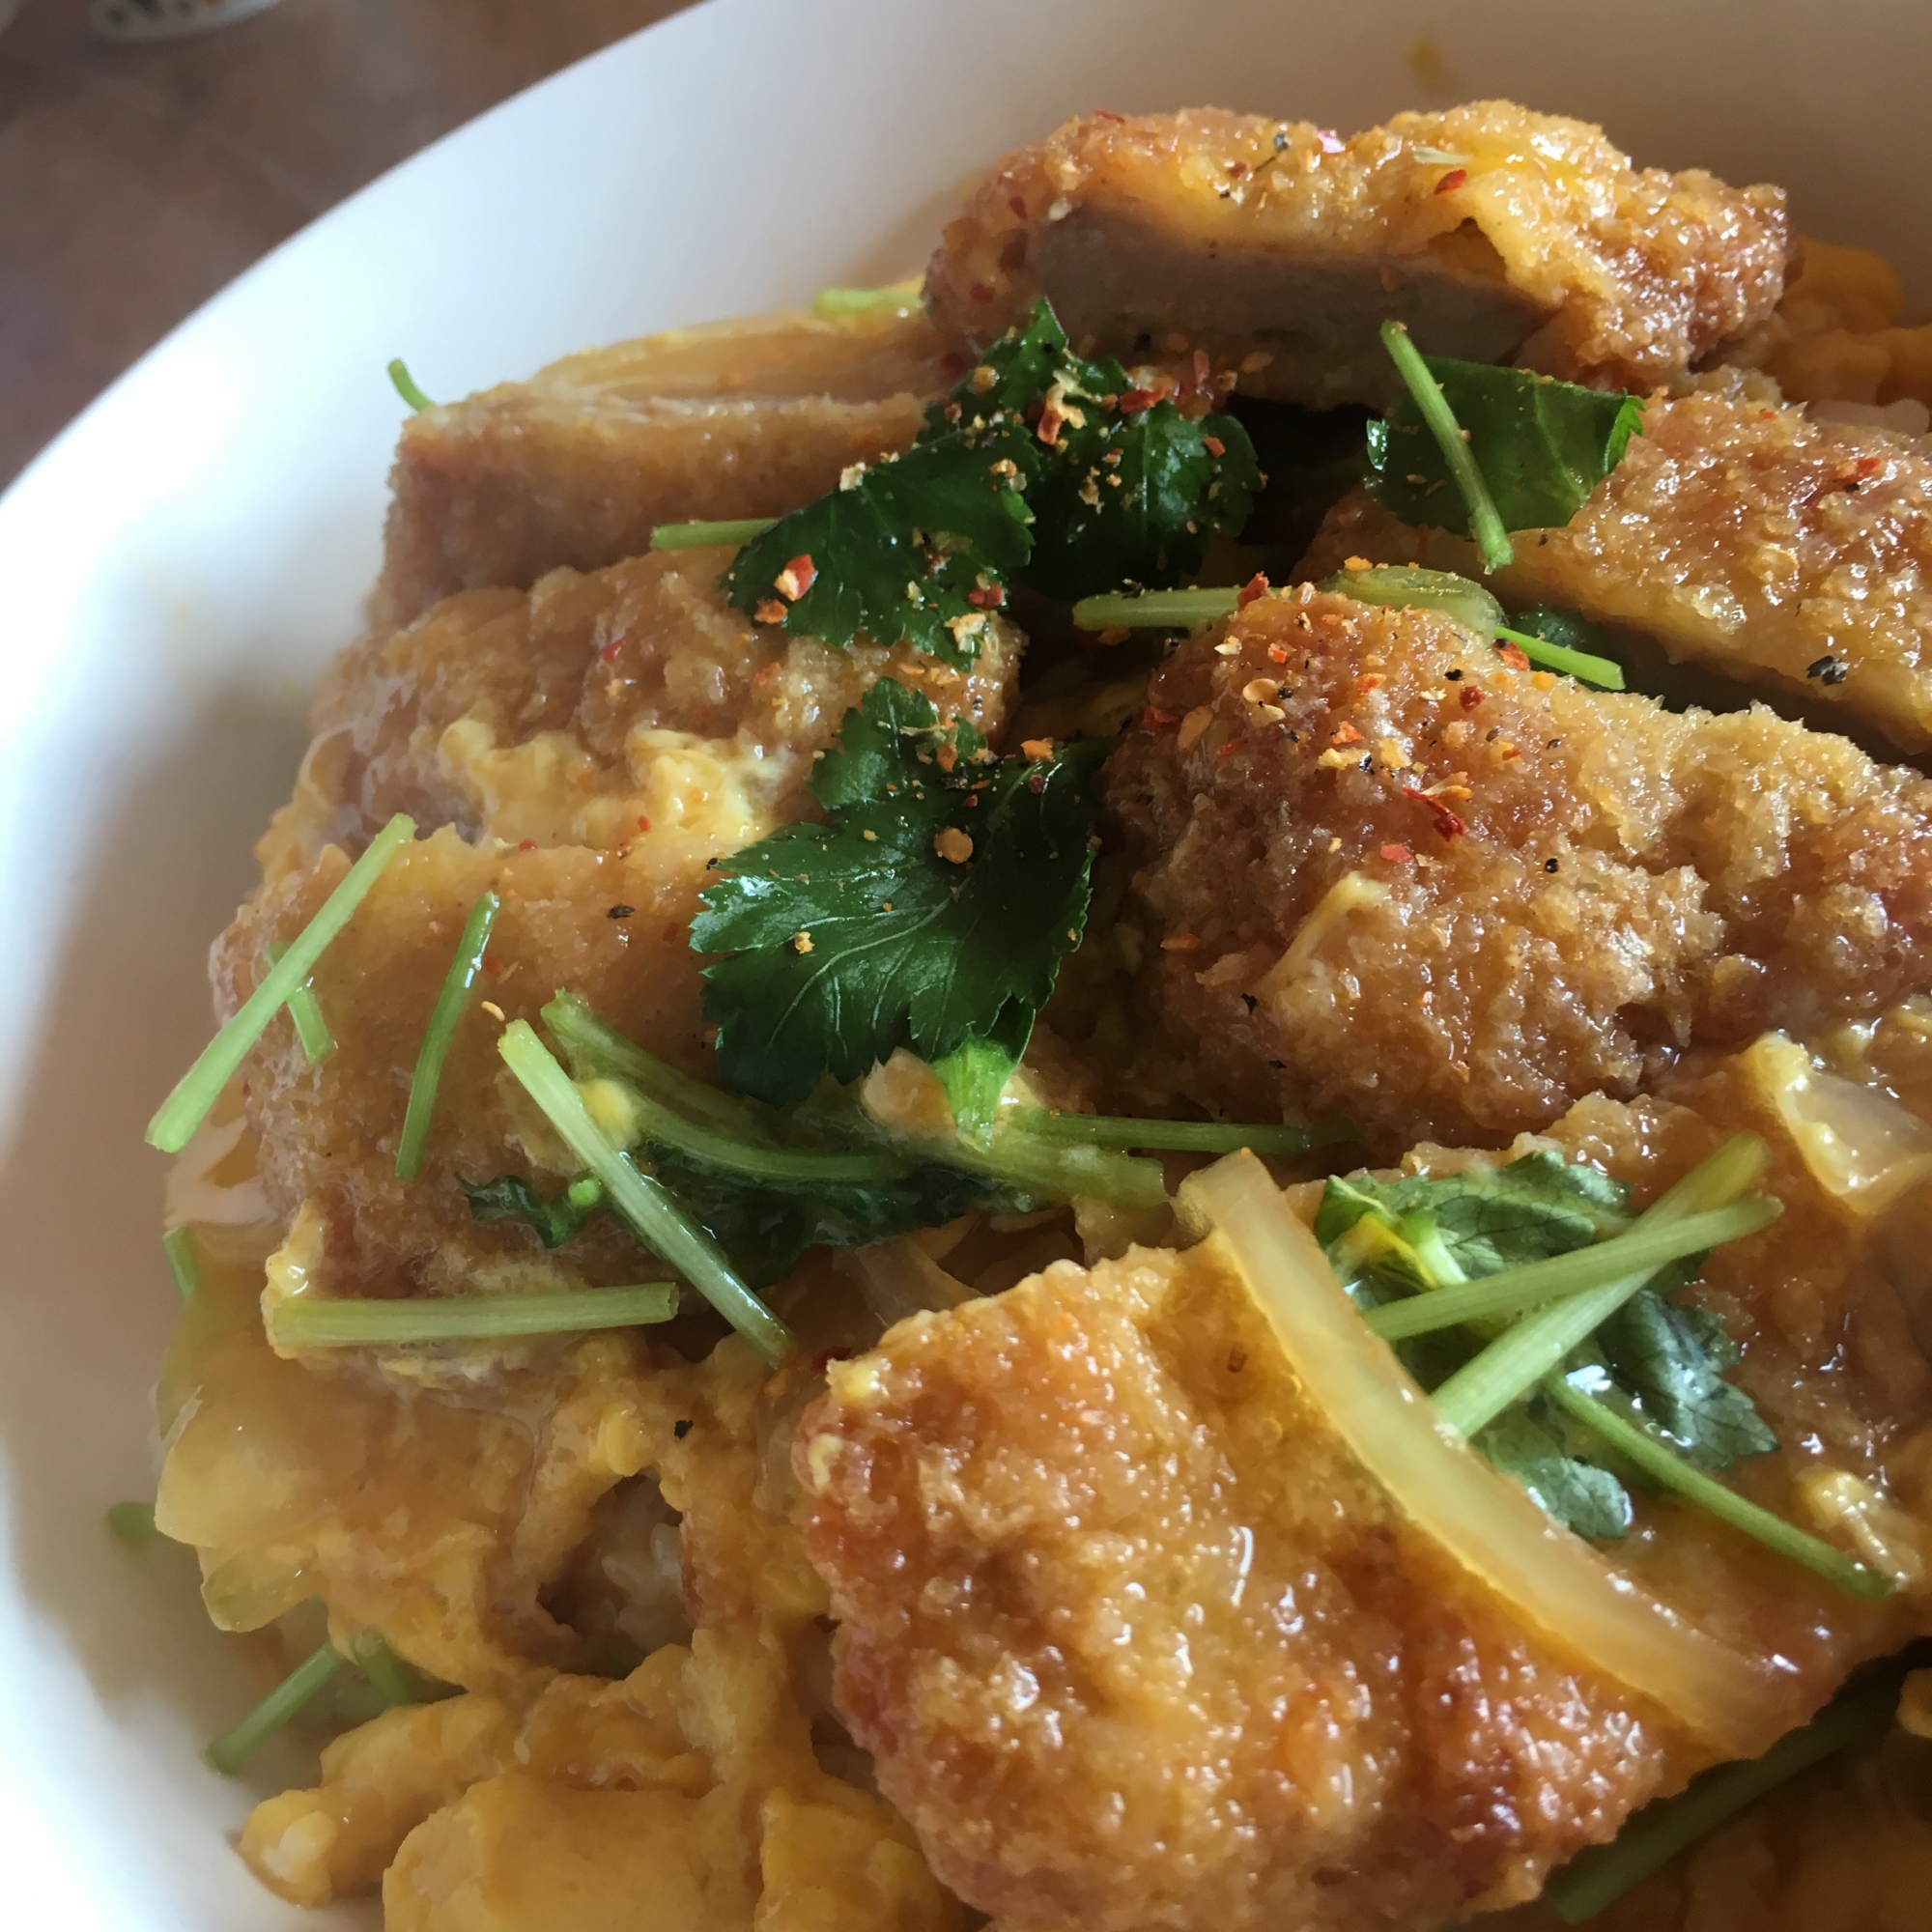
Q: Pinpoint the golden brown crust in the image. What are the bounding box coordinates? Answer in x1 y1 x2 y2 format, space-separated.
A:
797 1236 1685 1932
1095 589 1932 1150
925 104 1789 405
1300 377 1932 757
374 304 949 628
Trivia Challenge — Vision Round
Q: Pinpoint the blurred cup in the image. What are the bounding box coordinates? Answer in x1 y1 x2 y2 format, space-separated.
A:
91 0 287 43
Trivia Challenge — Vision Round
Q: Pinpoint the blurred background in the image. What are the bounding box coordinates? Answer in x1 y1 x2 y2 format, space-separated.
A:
0 0 688 488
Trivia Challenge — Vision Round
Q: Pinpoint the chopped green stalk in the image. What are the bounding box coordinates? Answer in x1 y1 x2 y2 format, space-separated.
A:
1070 587 1239 631
1378 319 1513 572
387 358 436 412
1496 624 1626 691
1366 1199 1777 1342
497 1022 794 1366
930 1038 1017 1149
349 1632 438 1708
650 516 780 553
812 279 921 317
544 992 755 1137
940 1123 1167 1211
266 941 336 1063
1542 1373 1892 1601
147 814 415 1153
104 1501 158 1544
1547 1670 1905 1922
206 1640 345 1776
162 1224 204 1302
1429 1134 1767 1437
1321 563 1505 635
394 892 500 1180
1014 1109 1350 1157
270 1283 677 1350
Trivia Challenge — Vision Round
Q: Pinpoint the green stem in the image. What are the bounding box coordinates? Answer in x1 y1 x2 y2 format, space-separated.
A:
267 941 336 1063
1013 1108 1350 1157
1378 319 1514 573
270 1283 677 1349
1542 1375 1892 1602
206 1641 345 1776
104 1501 158 1544
1495 624 1625 691
394 892 500 1180
812 280 921 317
497 1022 793 1366
601 1075 913 1185
161 1224 204 1302
650 517 780 553
1069 587 1239 632
544 992 759 1137
942 1124 1167 1210
147 814 415 1153
387 358 436 412
1547 1668 1905 1922
1367 1200 1777 1343
1430 1134 1768 1437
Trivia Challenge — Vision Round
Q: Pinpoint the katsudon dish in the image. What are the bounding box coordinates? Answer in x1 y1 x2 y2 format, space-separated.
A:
135 99 1932 1931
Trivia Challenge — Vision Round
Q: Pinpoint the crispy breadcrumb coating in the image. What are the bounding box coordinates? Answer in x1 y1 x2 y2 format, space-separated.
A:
1097 589 1932 1150
1301 374 1932 756
925 104 1788 405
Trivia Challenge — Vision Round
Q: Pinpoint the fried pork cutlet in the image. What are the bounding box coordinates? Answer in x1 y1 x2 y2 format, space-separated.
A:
373 304 948 627
1300 372 1932 756
1094 588 1932 1151
924 103 1788 407
797 1054 1932 1932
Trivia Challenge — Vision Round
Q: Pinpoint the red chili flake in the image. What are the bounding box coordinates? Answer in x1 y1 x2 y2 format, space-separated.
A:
754 598 786 625
1118 387 1158 414
964 584 1007 609
811 1346 855 1377
1316 128 1344 153
637 815 652 832
1141 706 1180 733
1435 167 1468 194
1009 193 1028 217
1403 784 1466 838
598 637 625 665
1460 684 1486 710
1236 571 1271 610
1204 434 1226 458
1037 405 1065 447
1379 842 1412 864
1330 721 1364 747
481 952 504 979
1225 160 1248 178
751 660 782 689
1354 673 1382 696
1496 642 1531 671
1266 641 1289 664
774 554 817 601
968 281 995 303
938 350 966 381
1192 348 1210 386
1216 737 1242 758
1093 107 1124 122
517 838 538 852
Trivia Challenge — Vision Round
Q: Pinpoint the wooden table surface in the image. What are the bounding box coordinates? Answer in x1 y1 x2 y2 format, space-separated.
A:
0 0 686 488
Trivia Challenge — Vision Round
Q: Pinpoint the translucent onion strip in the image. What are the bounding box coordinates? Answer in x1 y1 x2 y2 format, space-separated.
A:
146 814 415 1153
1184 1151 1785 1757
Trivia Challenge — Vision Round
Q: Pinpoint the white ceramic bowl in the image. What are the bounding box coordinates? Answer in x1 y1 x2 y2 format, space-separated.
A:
3 0 1930 1923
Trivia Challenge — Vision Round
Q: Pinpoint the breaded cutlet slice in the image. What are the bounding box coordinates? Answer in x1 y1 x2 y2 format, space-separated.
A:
798 1057 1932 1932
1095 587 1932 1151
1301 373 1932 756
373 304 949 627
924 103 1789 406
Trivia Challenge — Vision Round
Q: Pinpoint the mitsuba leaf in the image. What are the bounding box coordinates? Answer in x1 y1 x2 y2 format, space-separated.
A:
724 298 1263 656
1596 1291 1778 1469
462 1175 602 1250
692 678 1108 1105
1365 356 1645 535
1479 1406 1634 1541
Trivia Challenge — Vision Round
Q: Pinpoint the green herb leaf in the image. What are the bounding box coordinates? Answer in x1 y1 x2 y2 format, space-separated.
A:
693 680 1108 1105
1366 347 1645 538
1477 1406 1634 1542
462 1174 605 1249
723 299 1261 657
1596 1292 1779 1469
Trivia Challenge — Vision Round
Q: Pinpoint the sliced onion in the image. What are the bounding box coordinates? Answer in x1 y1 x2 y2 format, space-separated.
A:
1184 1151 1791 1757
